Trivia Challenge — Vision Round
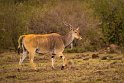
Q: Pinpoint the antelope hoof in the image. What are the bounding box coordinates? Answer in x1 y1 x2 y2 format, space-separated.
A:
17 68 21 72
52 67 55 70
35 69 39 72
61 66 65 70
34 67 37 70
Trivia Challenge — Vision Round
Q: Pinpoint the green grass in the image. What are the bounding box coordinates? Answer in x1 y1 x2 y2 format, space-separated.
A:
0 52 124 83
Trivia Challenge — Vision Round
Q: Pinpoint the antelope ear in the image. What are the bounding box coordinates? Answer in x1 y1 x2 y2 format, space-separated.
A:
76 27 79 31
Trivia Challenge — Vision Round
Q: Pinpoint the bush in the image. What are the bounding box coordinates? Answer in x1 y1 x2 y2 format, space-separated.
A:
0 0 124 52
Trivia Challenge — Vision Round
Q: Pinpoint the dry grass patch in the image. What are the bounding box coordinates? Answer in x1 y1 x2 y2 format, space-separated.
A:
0 52 124 83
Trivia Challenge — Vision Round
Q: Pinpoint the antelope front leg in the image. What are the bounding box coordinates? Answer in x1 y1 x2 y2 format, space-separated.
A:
29 53 37 70
60 53 66 70
51 54 55 69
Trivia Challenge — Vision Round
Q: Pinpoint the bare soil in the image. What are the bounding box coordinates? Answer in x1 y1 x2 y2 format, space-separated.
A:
0 52 124 83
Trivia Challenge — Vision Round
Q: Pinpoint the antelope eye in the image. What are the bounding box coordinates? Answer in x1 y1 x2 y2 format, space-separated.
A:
75 32 77 33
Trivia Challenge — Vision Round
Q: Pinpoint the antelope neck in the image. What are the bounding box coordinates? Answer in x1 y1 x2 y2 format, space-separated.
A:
62 31 74 47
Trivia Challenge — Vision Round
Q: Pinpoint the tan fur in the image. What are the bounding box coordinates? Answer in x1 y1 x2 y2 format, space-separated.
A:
20 33 65 70
23 33 64 54
18 28 82 70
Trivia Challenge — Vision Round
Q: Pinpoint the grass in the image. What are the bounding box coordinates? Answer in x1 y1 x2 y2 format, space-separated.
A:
0 52 124 83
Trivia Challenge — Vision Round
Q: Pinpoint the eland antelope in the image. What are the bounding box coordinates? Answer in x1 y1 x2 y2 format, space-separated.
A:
18 25 82 70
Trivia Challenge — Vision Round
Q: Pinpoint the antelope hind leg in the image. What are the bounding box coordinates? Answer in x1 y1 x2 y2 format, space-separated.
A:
29 52 37 70
59 53 66 70
19 51 28 65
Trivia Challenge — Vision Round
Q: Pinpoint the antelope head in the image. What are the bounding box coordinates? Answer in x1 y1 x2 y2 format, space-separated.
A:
63 22 82 40
71 27 82 40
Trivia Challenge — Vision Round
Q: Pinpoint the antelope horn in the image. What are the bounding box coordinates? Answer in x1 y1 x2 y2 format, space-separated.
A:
63 21 73 28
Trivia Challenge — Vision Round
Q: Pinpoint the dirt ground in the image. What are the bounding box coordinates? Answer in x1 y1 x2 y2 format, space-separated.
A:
0 52 124 83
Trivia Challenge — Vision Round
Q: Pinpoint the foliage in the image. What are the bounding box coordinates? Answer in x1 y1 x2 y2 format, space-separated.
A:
90 0 124 46
0 0 124 52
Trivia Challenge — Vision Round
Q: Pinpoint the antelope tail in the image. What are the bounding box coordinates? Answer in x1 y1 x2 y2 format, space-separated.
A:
18 35 25 54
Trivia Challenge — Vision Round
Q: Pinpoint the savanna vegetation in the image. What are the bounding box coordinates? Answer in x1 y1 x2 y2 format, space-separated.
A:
0 0 124 52
0 0 124 83
0 52 124 82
